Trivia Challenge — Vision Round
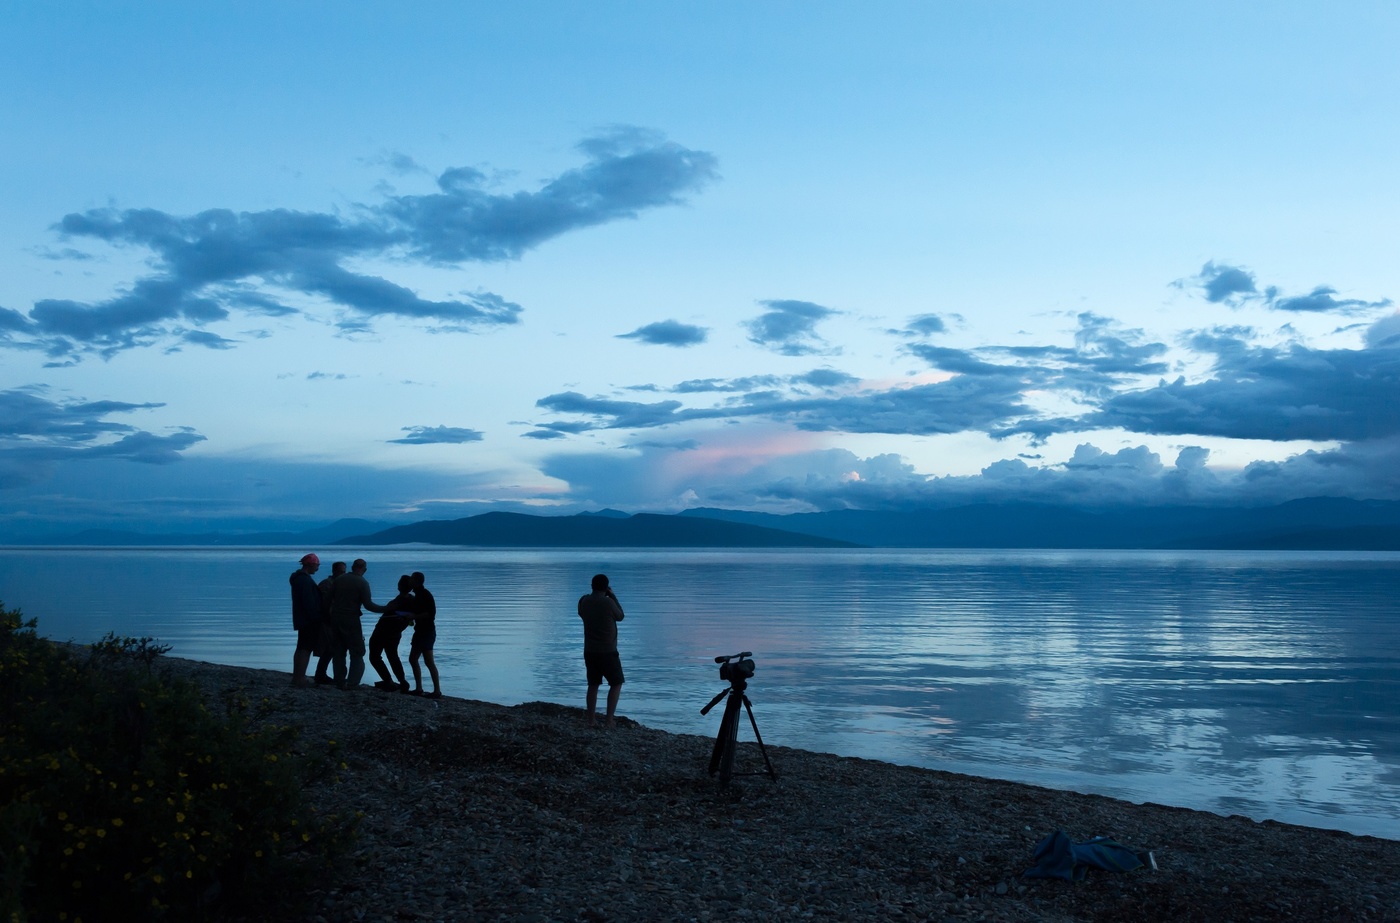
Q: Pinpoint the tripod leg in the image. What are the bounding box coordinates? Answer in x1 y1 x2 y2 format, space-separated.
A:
717 691 743 785
707 690 731 776
741 694 779 781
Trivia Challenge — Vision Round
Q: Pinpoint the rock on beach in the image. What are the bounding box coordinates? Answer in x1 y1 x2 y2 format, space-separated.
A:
161 657 1400 923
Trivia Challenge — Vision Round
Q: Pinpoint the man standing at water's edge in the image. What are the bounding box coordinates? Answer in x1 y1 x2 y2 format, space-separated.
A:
289 553 322 687
578 573 625 727
328 558 387 690
313 560 347 684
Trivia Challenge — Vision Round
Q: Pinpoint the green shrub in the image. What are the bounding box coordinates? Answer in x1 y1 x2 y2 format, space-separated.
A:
0 603 352 921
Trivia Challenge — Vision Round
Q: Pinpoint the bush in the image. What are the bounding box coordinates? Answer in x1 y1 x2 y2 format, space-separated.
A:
0 603 352 921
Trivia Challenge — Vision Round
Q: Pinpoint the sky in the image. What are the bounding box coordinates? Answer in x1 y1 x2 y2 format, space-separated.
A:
3 2 1400 535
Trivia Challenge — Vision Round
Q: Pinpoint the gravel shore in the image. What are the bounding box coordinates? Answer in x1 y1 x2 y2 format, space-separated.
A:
167 657 1400 923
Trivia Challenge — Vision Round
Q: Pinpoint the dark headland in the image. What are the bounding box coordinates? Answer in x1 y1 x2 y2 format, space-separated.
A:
164 657 1400 922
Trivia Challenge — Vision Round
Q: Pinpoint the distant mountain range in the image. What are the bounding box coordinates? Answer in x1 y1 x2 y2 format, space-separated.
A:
332 511 857 548
678 497 1400 550
11 498 1400 549
25 519 398 547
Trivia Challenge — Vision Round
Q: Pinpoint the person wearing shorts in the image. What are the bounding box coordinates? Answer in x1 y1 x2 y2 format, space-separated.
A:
578 573 625 727
408 571 441 699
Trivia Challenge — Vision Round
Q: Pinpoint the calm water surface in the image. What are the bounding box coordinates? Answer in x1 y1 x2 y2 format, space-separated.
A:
2 546 1397 839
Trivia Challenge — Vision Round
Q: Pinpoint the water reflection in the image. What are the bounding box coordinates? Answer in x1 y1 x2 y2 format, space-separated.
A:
1 546 1397 839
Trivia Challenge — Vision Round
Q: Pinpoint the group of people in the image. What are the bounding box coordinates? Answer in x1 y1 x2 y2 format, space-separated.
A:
289 558 628 725
289 554 442 698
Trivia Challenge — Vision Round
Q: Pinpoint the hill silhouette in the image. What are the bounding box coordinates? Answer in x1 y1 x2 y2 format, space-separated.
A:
334 511 858 548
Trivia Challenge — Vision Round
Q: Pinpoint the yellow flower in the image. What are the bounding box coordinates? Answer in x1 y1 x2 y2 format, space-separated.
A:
95 829 106 838
111 818 123 827
176 813 186 823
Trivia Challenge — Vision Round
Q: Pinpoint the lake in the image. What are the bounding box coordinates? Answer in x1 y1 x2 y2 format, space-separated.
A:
2 545 1397 840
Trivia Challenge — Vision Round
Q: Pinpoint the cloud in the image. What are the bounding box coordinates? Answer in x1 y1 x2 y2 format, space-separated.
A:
792 368 858 390
673 375 783 393
669 369 853 394
536 371 1039 437
0 388 205 488
909 312 1170 414
1365 313 1400 349
1183 261 1391 315
616 319 709 347
174 330 237 351
1268 286 1392 315
904 313 947 336
388 425 485 445
534 315 1176 442
5 129 717 359
0 307 35 333
384 127 719 264
535 302 1400 457
745 299 840 356
533 437 1269 514
1187 261 1259 304
1074 330 1400 443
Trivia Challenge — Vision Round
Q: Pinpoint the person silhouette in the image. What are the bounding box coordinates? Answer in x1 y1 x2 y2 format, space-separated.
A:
368 574 415 692
578 573 624 727
407 571 441 699
289 553 322 687
326 558 387 690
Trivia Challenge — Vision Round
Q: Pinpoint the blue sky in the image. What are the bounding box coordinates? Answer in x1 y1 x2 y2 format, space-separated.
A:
4 2 1400 534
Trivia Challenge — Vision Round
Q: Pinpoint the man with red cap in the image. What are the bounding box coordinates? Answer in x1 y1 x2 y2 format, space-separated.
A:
290 552 322 686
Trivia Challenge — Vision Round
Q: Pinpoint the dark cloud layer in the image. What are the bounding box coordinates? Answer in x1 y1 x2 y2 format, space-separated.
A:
1080 333 1400 442
536 371 1037 437
0 389 204 488
2 130 717 360
533 307 1400 461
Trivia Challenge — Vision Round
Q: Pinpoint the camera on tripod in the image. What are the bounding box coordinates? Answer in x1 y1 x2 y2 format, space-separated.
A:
716 651 755 684
702 651 777 785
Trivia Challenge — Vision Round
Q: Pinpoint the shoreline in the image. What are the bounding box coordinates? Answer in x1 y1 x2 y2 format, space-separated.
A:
152 656 1400 922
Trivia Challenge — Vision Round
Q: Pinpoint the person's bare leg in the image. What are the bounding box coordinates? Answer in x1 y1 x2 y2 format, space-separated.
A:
586 682 601 726
605 683 621 727
425 652 441 696
292 648 311 685
409 652 423 692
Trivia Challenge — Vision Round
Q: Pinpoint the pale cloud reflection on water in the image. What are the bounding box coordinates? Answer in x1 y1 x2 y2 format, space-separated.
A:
3 546 1397 839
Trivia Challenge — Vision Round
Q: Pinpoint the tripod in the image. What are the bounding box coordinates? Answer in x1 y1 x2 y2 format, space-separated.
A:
701 658 778 786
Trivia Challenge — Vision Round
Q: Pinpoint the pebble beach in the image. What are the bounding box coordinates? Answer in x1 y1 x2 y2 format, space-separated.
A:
166 657 1400 923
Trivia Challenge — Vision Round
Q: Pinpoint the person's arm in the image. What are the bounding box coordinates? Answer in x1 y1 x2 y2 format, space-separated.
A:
606 592 624 622
361 582 387 614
